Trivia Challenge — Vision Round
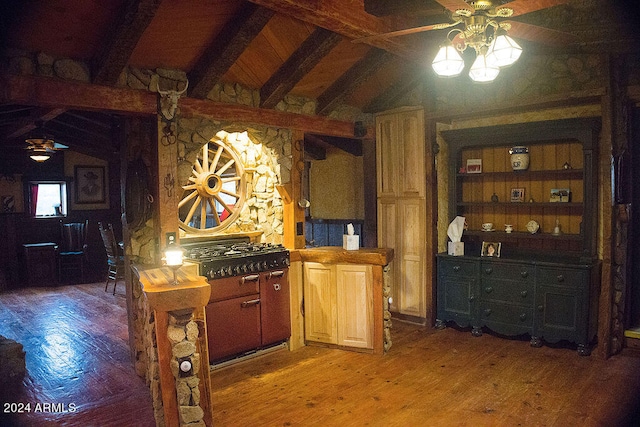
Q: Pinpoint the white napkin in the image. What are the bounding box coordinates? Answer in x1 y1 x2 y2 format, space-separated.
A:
347 223 355 235
447 216 466 242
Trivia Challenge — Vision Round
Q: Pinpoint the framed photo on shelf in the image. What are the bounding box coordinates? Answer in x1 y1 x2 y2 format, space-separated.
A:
75 165 106 204
466 158 482 174
550 188 571 202
510 187 525 202
481 241 501 257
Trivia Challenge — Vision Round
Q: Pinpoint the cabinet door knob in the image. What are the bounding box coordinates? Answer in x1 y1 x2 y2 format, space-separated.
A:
469 295 475 302
537 305 544 312
484 267 493 275
520 313 527 321
556 274 565 282
484 308 492 316
520 271 529 278
485 286 493 294
520 290 528 298
453 265 460 272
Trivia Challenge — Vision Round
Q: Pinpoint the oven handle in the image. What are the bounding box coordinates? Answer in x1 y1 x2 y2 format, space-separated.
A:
240 274 260 284
240 298 261 308
267 270 285 279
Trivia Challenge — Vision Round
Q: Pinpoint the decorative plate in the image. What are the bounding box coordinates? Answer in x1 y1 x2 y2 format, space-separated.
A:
526 220 540 234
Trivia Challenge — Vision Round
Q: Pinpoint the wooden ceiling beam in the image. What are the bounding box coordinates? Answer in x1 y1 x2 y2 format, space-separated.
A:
188 4 275 99
6 107 67 139
92 0 162 85
302 135 327 160
363 66 424 113
316 48 392 116
247 0 413 57
306 134 362 157
260 28 342 109
364 0 443 17
1 74 363 138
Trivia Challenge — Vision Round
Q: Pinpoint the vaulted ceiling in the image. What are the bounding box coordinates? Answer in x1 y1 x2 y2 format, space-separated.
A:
0 0 638 162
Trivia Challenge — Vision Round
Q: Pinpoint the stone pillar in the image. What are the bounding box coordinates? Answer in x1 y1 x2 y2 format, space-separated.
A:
137 266 212 427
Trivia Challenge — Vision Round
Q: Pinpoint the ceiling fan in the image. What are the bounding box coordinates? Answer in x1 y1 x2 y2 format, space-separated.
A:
25 122 68 162
356 0 576 82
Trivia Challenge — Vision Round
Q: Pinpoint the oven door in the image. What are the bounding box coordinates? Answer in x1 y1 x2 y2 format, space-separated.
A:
205 293 261 362
260 269 291 346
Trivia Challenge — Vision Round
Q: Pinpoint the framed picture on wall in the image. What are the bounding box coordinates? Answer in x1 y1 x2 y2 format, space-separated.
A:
510 188 525 202
75 166 106 204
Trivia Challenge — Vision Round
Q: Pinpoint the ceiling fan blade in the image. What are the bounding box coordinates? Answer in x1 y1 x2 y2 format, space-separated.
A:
503 0 572 17
433 0 473 14
53 142 68 150
506 21 578 46
353 20 461 44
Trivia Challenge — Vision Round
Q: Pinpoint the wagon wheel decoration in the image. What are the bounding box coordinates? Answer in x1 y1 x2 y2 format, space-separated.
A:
178 140 246 233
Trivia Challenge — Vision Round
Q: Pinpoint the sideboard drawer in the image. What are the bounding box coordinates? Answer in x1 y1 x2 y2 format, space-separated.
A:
481 280 534 305
537 267 586 288
481 262 534 283
479 301 534 330
439 258 476 277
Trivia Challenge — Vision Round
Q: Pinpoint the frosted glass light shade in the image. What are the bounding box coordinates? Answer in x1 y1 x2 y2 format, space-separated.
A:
486 34 522 68
469 54 500 82
431 45 465 77
30 154 51 162
164 246 184 267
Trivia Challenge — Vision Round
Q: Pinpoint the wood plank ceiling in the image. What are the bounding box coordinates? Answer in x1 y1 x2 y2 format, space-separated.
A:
0 0 638 162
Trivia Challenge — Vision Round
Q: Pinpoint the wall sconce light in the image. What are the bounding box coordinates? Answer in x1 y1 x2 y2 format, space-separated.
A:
164 232 183 285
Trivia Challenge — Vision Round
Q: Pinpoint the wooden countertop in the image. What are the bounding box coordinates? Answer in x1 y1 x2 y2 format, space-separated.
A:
291 246 394 266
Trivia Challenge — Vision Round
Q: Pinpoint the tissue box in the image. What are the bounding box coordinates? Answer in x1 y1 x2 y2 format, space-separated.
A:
447 241 464 256
343 235 360 251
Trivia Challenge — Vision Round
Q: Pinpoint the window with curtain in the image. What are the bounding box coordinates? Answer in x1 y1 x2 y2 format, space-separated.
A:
29 181 67 218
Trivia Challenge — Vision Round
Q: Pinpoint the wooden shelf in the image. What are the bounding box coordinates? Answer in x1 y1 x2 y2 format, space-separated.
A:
457 202 583 208
457 169 583 180
465 230 582 241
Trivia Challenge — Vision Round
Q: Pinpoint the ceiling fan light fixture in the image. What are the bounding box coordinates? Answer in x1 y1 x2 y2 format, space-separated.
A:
486 30 522 68
431 44 465 77
469 53 500 83
29 153 51 162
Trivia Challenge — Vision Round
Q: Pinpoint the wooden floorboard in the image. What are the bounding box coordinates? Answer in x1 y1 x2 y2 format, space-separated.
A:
1 282 640 426
0 282 155 427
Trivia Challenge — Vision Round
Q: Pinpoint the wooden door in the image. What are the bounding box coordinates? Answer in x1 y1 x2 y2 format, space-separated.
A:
398 198 426 317
376 113 399 198
303 262 337 344
336 264 373 349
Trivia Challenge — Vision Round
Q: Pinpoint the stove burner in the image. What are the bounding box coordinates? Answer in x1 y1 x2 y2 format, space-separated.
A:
182 239 290 279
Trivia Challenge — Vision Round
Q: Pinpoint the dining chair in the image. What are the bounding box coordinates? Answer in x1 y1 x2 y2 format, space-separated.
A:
98 222 125 295
58 220 89 284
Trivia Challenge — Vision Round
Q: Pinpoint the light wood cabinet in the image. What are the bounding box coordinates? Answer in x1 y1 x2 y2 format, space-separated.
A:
303 262 373 349
376 106 427 318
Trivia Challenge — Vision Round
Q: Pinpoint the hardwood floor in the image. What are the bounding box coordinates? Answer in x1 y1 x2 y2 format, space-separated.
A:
1 282 640 426
0 282 155 427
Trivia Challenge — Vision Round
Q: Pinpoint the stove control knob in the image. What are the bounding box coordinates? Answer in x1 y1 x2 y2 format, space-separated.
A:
262 261 269 270
241 264 248 273
208 269 216 279
248 262 256 272
233 265 241 275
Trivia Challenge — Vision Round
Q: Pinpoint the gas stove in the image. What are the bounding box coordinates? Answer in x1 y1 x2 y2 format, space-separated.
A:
182 238 289 280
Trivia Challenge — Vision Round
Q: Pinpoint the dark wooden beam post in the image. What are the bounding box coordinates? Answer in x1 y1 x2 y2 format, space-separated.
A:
93 0 162 85
260 28 342 109
316 49 392 115
188 4 274 99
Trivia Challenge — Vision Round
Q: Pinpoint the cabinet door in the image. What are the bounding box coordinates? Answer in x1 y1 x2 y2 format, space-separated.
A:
397 199 426 317
377 199 397 312
303 262 337 344
376 114 399 198
336 264 373 349
437 257 478 327
399 110 425 197
534 267 587 345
